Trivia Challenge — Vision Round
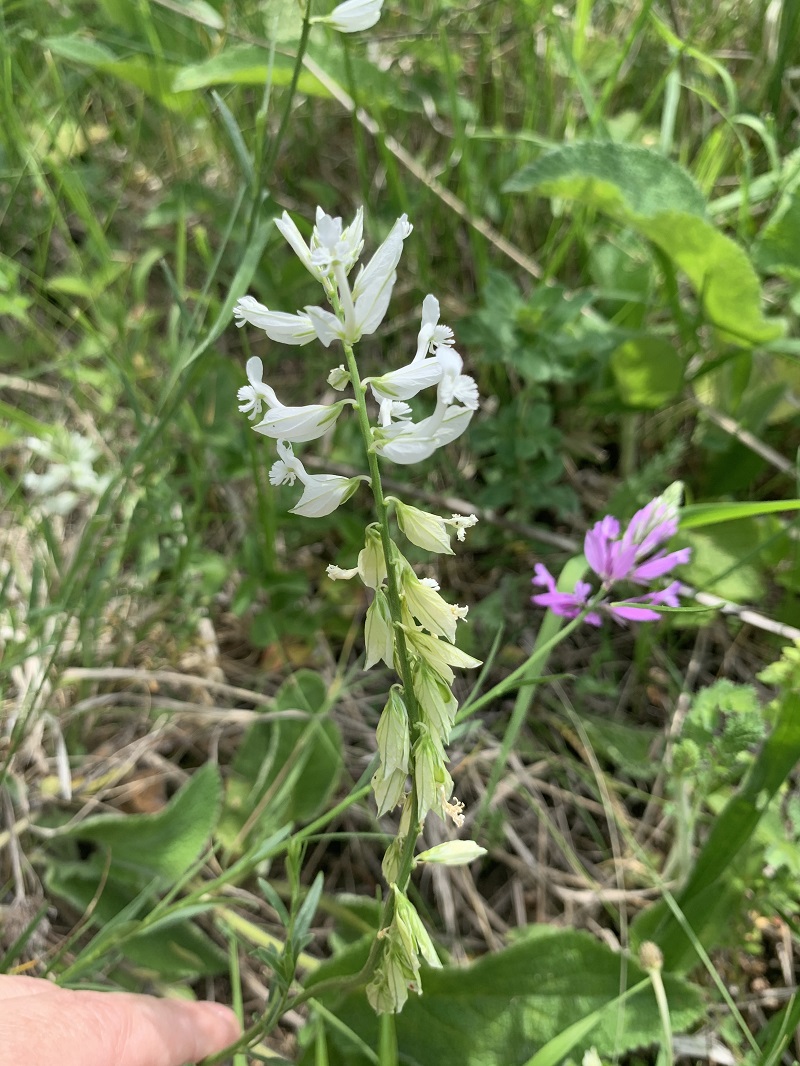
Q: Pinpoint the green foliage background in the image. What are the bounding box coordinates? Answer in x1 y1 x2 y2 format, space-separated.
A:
3 0 800 1063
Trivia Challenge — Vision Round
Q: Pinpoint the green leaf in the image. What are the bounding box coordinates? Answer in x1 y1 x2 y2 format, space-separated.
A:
633 691 800 970
610 336 683 407
576 714 661 781
43 35 192 112
58 763 222 880
43 34 116 66
504 143 783 346
306 927 703 1066
219 671 342 849
682 523 765 602
172 46 329 97
680 499 800 529
45 859 226 979
753 189 800 279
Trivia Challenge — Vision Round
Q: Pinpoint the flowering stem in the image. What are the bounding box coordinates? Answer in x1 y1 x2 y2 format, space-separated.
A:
340 338 421 895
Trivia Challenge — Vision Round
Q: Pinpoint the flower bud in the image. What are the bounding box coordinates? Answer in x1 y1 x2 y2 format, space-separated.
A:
364 590 394 669
394 501 455 554
415 841 486 866
358 524 387 589
376 686 410 776
327 365 351 391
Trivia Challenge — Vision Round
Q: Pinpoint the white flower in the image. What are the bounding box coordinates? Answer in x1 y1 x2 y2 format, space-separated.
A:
400 563 467 643
254 399 353 443
435 346 479 409
242 356 348 443
374 403 474 464
233 295 317 345
367 358 442 411
372 344 478 463
310 206 365 276
327 564 360 580
314 0 383 34
349 214 412 330
237 356 281 420
268 441 368 518
414 294 454 362
448 513 478 542
400 624 481 685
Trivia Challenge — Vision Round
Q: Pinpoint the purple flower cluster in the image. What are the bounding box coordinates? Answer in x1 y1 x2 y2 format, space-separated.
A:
532 495 692 626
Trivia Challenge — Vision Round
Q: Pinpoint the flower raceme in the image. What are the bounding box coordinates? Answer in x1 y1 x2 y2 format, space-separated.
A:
531 487 692 625
233 207 479 514
233 204 483 1015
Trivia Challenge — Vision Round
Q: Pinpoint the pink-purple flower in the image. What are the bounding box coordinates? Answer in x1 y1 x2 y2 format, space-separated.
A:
532 490 692 626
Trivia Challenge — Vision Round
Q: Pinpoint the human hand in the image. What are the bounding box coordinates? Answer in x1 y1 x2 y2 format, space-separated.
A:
0 975 241 1066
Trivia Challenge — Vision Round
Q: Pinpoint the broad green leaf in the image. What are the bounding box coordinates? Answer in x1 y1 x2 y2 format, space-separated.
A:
58 763 222 880
680 499 800 529
43 34 116 66
633 691 800 970
220 671 342 849
504 143 782 346
173 0 225 29
305 926 703 1066
681 524 765 602
576 714 661 781
172 46 329 97
610 336 683 407
43 35 191 112
753 190 800 279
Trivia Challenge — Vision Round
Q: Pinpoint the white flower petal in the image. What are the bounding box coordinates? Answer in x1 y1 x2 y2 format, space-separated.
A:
369 359 442 402
352 213 409 304
274 212 322 281
254 401 349 443
320 0 383 33
234 296 316 345
291 473 366 518
305 305 346 347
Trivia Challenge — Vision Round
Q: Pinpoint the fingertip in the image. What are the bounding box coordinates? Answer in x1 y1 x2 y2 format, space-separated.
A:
195 1001 242 1049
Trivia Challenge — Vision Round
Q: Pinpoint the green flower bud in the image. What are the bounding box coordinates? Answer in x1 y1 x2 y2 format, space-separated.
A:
394 501 455 555
415 840 486 866
358 524 387 589
412 660 458 743
364 589 394 669
376 686 410 776
400 563 467 643
372 765 407 816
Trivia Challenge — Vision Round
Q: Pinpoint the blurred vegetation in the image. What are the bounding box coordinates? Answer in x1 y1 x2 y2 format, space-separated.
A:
3 0 800 1062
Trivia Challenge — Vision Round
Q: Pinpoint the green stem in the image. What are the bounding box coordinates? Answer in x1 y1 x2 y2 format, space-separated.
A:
340 338 422 894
